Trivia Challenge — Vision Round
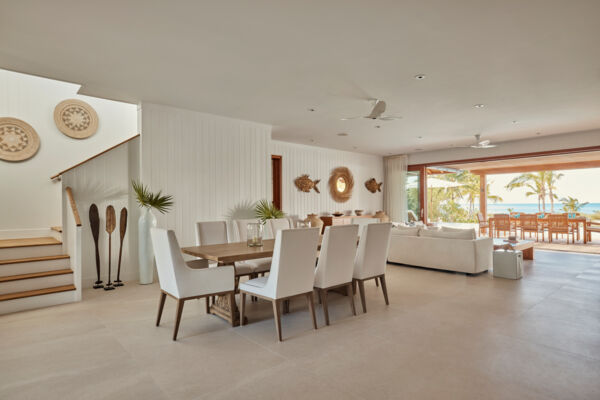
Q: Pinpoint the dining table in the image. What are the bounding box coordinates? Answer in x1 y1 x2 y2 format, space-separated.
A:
181 239 277 326
488 215 589 242
182 237 325 326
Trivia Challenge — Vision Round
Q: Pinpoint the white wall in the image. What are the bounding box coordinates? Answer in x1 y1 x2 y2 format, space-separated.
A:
407 129 600 165
140 103 271 247
61 137 140 288
0 69 137 231
271 141 384 219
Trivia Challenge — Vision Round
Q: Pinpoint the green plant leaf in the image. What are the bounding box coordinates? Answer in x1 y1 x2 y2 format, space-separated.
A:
254 199 284 223
131 180 174 214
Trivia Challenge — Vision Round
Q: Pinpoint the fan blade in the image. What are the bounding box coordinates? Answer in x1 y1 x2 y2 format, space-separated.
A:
478 140 491 146
379 116 402 121
367 100 386 119
340 116 364 121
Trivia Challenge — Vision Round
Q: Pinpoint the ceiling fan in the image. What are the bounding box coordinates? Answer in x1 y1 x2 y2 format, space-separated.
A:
341 99 402 121
464 134 497 149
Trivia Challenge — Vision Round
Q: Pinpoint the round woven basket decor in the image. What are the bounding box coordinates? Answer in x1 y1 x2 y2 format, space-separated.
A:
0 117 41 162
54 99 98 139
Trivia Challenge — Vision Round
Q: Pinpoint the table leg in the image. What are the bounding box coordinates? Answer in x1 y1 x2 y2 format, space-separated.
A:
522 247 534 260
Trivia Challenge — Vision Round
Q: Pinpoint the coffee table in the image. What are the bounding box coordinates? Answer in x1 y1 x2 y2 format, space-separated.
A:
493 239 534 260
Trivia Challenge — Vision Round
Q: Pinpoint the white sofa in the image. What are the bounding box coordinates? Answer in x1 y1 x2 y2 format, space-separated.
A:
387 226 493 274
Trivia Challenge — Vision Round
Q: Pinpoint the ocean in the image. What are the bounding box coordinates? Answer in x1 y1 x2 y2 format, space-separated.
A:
487 203 600 215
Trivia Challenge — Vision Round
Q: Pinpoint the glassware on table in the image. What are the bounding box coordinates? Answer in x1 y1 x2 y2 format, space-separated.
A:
246 222 263 247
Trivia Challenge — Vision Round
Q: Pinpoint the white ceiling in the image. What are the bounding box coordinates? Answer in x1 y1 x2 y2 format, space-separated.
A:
1 0 599 155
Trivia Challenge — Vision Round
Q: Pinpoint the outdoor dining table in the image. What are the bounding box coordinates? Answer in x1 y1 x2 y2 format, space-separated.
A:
181 237 325 326
488 215 589 242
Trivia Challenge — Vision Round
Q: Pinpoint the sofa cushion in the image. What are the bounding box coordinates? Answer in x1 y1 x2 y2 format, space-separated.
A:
441 226 477 240
419 227 475 240
391 226 420 236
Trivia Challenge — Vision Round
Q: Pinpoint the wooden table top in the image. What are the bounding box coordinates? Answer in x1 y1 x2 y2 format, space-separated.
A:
182 239 277 264
182 236 327 264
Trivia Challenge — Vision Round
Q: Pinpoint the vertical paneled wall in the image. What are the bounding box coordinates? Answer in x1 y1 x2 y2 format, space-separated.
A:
61 137 140 288
140 103 271 247
270 141 384 219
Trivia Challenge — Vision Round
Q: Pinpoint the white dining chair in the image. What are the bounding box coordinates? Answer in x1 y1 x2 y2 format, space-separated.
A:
233 218 272 275
150 228 235 340
268 218 291 237
353 222 392 313
314 224 359 325
239 227 320 341
351 217 380 237
194 220 253 275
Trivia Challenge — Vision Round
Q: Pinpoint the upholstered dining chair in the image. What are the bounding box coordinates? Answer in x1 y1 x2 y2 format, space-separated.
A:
195 221 255 278
353 223 392 313
239 227 320 341
233 218 272 275
150 228 235 340
351 217 380 237
268 218 291 237
314 224 359 325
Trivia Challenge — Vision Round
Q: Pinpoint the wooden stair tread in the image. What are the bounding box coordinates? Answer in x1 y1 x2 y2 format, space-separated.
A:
0 254 70 265
0 284 76 301
0 237 62 249
0 269 73 283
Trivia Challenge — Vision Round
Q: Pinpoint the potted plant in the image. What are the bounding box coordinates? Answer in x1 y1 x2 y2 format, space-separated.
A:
132 180 173 284
254 199 285 223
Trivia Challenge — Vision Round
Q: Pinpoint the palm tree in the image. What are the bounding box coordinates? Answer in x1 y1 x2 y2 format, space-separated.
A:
505 172 548 212
545 171 564 212
560 196 589 213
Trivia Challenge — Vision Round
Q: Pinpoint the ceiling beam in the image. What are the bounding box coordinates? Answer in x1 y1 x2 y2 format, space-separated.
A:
467 160 600 175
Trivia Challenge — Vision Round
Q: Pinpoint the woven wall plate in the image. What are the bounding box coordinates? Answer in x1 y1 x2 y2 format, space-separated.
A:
54 99 98 139
0 117 41 162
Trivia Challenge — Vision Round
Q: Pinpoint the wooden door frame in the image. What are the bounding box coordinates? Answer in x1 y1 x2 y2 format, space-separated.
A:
271 155 282 211
407 145 600 225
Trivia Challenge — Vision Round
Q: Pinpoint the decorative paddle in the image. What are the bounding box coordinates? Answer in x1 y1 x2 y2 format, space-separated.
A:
89 204 103 289
114 207 127 287
104 205 116 291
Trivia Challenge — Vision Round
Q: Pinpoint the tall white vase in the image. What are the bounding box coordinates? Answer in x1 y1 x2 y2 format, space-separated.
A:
138 208 157 284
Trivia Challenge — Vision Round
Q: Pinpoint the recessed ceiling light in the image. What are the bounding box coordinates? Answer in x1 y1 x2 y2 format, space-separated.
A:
375 125 381 129
512 120 518 124
309 139 315 143
337 132 348 136
414 74 426 80
352 146 358 150
417 136 423 139
536 132 541 135
474 104 485 108
308 108 316 112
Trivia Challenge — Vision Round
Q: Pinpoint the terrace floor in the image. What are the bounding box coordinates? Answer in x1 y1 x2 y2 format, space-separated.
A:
1 250 599 400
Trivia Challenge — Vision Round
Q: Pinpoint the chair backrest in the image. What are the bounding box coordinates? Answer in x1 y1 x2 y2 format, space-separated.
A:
354 223 392 280
520 214 538 230
407 210 418 223
234 218 263 242
314 225 359 288
494 214 511 230
263 227 320 299
150 228 188 297
548 214 568 229
195 221 228 246
268 218 291 237
477 213 486 224
352 217 380 237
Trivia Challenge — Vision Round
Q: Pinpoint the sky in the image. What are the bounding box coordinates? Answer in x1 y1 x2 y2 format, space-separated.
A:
486 168 600 203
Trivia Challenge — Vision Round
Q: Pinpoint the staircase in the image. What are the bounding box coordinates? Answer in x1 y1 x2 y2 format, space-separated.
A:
0 235 77 314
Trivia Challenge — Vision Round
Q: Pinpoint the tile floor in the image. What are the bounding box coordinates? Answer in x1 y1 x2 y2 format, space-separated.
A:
1 250 599 400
